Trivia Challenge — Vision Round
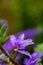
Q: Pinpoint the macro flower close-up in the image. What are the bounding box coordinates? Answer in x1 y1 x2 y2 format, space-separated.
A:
0 0 43 64
0 19 43 65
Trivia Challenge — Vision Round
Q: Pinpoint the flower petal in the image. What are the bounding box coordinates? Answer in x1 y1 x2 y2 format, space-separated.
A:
10 35 16 46
18 34 25 40
16 53 22 62
21 39 32 43
32 52 42 58
18 50 31 58
24 52 42 65
16 28 42 39
24 59 29 65
19 39 34 49
3 40 14 51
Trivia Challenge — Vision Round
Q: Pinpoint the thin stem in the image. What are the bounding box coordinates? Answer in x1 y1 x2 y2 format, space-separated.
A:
0 45 20 65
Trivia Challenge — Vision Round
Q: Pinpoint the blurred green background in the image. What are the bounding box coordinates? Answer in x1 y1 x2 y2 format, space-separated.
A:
0 1 43 64
0 0 43 34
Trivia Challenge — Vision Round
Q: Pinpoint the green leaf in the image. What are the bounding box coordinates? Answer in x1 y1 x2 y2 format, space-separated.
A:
4 56 9 62
37 63 42 65
0 36 10 45
34 43 43 52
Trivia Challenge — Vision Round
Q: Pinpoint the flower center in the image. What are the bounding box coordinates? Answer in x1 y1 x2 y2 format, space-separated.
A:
14 47 18 52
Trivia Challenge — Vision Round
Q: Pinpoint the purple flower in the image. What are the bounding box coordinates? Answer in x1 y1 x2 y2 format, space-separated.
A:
24 52 42 65
16 28 42 39
4 34 34 57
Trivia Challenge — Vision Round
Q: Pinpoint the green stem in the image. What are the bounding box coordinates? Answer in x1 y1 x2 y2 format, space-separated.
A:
0 45 20 65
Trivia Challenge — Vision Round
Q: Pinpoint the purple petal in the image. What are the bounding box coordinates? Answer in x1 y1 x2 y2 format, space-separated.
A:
24 59 29 65
18 34 25 40
19 39 34 49
24 52 42 65
18 44 27 49
18 50 31 58
16 53 22 62
21 39 32 43
3 40 14 51
30 52 42 64
3 39 16 57
32 52 42 59
30 58 40 64
16 28 42 39
0 59 3 63
10 35 16 46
